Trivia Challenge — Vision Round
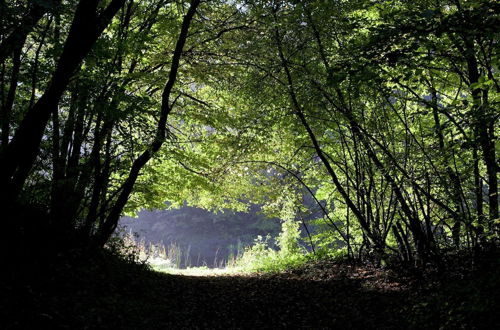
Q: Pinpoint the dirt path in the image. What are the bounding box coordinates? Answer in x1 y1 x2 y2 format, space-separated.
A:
2 258 498 329
142 272 408 329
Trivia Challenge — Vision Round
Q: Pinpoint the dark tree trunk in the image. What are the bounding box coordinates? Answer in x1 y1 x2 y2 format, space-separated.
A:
0 1 61 64
464 38 499 231
272 15 383 254
96 0 201 246
0 47 21 151
429 85 464 247
0 0 126 207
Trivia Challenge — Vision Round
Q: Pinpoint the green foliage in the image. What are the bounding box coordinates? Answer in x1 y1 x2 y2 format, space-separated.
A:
236 198 308 273
236 234 307 273
276 195 301 256
1 0 498 266
105 228 148 265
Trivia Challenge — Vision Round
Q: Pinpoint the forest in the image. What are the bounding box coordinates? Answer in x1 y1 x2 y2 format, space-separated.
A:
0 0 499 329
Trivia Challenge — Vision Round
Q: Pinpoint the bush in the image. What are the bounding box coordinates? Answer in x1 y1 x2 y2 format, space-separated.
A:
236 223 308 273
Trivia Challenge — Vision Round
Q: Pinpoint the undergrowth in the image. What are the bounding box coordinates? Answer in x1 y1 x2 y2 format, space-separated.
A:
2 230 498 329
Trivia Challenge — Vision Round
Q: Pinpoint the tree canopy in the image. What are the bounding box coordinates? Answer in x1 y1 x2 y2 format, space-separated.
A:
0 0 498 265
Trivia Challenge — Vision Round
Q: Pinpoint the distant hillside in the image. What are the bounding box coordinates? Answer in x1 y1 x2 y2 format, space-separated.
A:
119 205 281 267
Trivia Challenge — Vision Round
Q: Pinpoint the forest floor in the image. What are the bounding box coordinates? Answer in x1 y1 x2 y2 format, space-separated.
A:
1 251 499 329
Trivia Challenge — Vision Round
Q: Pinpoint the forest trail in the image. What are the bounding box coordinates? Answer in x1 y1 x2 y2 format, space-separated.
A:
139 263 409 329
5 257 498 330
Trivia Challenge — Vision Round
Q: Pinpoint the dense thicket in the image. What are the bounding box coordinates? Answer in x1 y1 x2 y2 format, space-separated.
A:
0 0 498 265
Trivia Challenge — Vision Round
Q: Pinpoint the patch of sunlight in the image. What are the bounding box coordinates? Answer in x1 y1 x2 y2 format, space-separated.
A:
151 264 246 276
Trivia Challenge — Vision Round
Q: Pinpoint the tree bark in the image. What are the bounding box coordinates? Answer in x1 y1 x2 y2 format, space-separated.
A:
96 0 201 245
0 1 61 64
0 0 126 207
271 13 383 253
0 47 21 151
464 37 499 230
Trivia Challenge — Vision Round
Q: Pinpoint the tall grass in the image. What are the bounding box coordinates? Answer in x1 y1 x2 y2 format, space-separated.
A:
119 230 185 269
119 222 310 275
119 230 242 270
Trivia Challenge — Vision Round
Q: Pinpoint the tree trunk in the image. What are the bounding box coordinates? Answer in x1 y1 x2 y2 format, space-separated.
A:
0 0 126 207
0 1 61 64
464 38 498 232
0 47 21 151
96 0 201 246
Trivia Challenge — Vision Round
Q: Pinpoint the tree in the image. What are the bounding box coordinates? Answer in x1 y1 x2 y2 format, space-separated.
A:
165 0 498 263
0 0 202 257
0 0 497 265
